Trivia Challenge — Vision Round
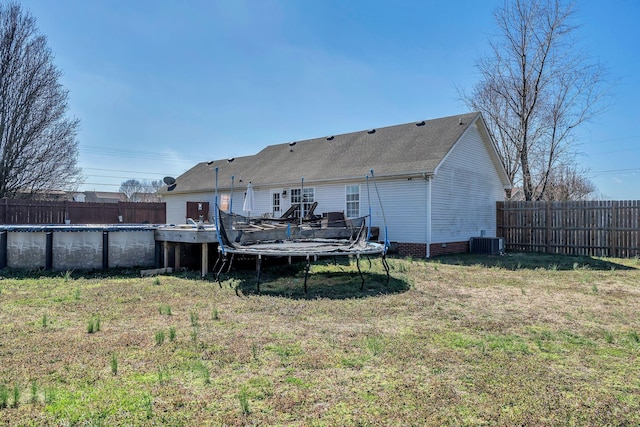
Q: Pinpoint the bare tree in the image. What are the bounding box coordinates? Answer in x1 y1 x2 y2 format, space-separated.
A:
119 179 145 201
543 164 596 201
137 179 163 202
119 179 163 202
0 2 82 199
148 179 163 193
461 0 609 201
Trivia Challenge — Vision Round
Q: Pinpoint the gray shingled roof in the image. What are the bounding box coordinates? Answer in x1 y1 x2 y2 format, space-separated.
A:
161 112 488 194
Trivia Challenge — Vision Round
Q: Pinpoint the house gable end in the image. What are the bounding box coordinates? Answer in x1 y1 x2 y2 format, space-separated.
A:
433 113 511 189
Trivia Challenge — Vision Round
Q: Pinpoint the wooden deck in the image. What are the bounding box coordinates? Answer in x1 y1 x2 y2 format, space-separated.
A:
154 227 220 278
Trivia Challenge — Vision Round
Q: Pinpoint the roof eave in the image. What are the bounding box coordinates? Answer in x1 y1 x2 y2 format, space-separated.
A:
161 170 435 194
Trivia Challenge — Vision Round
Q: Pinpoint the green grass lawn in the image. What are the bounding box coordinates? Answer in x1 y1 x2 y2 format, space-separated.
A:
0 252 639 426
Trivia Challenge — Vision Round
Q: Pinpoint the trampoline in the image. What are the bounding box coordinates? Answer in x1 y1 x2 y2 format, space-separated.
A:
212 170 391 293
214 209 389 293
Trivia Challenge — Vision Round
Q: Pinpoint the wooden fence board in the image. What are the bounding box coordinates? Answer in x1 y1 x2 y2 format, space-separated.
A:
497 200 640 258
0 199 166 225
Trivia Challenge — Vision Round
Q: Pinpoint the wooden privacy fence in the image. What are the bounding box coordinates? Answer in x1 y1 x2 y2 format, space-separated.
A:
0 199 166 225
497 200 640 258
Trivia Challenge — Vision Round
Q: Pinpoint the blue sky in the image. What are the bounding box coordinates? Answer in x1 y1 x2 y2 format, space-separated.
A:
25 0 640 199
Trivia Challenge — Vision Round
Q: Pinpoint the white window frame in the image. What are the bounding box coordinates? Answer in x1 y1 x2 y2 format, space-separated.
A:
290 187 315 217
345 184 360 218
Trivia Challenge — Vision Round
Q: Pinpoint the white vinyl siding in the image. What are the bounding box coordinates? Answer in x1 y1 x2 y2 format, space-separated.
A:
370 179 428 244
163 187 270 223
278 180 426 244
430 123 505 243
163 180 428 244
163 192 214 225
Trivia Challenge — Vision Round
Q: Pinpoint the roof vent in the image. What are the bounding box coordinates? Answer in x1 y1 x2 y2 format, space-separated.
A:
289 141 296 146
367 129 376 134
326 136 334 141
207 160 214 165
416 120 425 126
227 157 234 163
459 117 464 125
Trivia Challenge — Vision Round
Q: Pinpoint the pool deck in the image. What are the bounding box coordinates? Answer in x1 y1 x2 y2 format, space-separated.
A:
154 225 220 277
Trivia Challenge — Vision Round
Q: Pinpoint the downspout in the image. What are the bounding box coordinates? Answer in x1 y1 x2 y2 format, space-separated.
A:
426 175 432 259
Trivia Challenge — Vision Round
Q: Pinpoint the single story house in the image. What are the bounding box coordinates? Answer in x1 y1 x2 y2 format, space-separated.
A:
159 112 511 258
72 191 129 203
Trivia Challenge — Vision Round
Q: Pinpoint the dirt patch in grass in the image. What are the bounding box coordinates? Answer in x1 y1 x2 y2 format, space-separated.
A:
0 254 639 425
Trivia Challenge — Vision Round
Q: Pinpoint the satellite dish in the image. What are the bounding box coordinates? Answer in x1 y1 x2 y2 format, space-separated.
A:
163 176 176 185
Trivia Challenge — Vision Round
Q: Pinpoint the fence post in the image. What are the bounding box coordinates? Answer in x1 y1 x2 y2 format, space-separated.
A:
496 202 504 239
546 201 552 254
610 201 617 258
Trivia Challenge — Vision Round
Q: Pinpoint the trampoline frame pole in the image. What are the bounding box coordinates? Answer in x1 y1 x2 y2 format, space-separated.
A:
300 177 304 227
230 175 234 214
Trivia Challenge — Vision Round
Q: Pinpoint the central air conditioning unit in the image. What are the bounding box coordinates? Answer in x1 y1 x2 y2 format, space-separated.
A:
470 237 504 255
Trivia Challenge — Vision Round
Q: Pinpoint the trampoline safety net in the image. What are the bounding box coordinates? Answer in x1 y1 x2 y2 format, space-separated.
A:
214 207 390 293
217 208 385 256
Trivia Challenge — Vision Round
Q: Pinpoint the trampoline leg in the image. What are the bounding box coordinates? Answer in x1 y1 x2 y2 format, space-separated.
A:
303 255 310 294
226 254 235 274
356 254 365 290
226 255 237 292
382 254 390 284
212 255 222 288
256 255 262 293
216 255 228 284
221 255 239 295
366 255 372 269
